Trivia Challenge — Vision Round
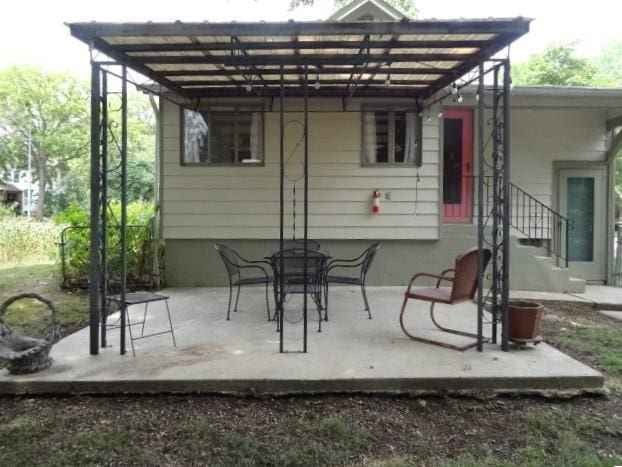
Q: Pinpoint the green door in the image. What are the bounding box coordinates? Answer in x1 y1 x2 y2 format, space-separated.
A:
559 168 606 282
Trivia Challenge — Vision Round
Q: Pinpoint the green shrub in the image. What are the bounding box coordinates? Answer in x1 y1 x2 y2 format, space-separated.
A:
0 203 17 220
0 216 59 264
55 201 158 289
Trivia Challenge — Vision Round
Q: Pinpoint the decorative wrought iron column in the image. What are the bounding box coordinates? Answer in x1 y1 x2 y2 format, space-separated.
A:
120 66 129 355
89 63 102 355
477 58 512 351
88 63 130 355
277 64 310 354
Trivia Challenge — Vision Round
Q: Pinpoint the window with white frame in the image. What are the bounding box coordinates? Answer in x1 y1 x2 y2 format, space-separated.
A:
181 108 263 165
362 109 421 165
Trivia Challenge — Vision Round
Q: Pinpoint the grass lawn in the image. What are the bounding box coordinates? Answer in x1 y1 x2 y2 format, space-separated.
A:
0 261 88 339
0 265 620 466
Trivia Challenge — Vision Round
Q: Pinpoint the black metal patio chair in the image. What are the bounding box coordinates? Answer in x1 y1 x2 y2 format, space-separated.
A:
214 244 274 321
323 242 380 321
281 239 321 251
270 248 328 332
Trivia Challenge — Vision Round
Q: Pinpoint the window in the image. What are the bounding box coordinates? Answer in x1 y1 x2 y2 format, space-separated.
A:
362 110 421 165
181 108 263 165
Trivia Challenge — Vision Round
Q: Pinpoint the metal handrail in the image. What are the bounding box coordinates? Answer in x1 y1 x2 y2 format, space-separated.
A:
443 175 569 268
506 180 569 268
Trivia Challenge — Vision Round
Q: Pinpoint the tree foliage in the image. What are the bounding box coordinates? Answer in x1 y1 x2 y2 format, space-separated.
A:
595 38 622 86
0 65 89 218
512 42 607 87
49 91 156 213
0 65 156 217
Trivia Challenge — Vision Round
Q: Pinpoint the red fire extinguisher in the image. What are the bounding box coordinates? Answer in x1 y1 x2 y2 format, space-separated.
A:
372 190 381 213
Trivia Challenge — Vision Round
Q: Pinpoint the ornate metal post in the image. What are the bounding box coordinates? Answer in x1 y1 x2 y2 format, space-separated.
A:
89 62 101 355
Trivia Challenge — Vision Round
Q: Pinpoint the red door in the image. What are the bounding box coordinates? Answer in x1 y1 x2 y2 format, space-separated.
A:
442 109 473 223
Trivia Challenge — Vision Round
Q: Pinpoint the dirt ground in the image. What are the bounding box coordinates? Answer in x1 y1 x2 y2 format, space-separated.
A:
0 277 621 465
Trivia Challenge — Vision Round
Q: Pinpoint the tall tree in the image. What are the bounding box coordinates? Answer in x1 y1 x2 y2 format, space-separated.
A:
0 65 89 218
48 91 156 212
595 38 622 86
512 42 606 87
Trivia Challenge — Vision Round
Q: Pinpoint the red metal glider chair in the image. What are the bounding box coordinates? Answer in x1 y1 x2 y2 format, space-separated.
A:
399 247 492 351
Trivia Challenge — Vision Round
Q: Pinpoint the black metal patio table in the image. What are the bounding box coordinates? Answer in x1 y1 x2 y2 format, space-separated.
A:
266 248 330 332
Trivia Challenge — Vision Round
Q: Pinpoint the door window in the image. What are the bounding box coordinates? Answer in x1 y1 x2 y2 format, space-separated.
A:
567 177 595 262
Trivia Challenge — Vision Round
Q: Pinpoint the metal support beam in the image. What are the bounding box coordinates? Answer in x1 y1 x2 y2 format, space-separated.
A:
174 78 435 87
70 20 531 38
134 53 472 66
501 59 511 351
476 63 485 352
88 62 101 355
100 72 108 349
279 65 285 354
492 66 500 346
476 59 511 352
120 66 128 355
162 67 444 77
343 34 370 101
118 39 492 53
303 64 309 353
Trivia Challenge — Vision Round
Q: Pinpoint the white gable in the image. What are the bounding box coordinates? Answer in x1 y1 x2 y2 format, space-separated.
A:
329 0 406 22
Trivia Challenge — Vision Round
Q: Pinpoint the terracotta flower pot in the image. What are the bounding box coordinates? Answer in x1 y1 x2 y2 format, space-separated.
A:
508 300 544 341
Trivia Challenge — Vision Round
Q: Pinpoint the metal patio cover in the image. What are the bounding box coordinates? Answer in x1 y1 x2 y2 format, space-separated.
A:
68 18 530 100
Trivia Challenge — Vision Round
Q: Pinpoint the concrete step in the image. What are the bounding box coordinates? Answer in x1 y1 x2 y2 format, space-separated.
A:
509 234 585 293
568 276 587 294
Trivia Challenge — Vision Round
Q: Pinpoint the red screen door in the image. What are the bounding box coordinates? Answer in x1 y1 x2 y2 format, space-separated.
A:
442 109 473 223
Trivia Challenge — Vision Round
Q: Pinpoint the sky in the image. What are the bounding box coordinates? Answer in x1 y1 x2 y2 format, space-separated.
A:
0 0 621 78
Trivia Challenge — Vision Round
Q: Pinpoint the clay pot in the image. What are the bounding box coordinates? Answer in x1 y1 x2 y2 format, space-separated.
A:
508 300 544 341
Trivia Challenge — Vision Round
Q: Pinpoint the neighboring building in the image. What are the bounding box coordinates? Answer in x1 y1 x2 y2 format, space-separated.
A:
0 183 23 213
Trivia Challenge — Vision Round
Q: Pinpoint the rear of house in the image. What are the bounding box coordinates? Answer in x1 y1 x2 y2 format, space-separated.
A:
158 86 622 291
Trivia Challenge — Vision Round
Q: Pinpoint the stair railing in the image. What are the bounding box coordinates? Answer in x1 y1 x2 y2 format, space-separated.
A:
443 175 569 267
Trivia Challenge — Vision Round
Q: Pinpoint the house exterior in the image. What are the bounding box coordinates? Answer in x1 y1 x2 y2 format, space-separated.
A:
70 0 622 356
68 1 622 296
149 1 621 292
159 82 622 292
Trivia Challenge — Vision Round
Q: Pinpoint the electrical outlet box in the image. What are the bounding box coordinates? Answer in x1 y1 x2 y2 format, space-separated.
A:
385 192 392 201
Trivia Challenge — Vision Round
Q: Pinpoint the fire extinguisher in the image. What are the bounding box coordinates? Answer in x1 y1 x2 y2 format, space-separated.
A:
372 190 381 214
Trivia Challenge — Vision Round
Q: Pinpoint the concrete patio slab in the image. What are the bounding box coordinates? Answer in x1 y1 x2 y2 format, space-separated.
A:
511 285 622 308
598 310 622 321
0 287 603 396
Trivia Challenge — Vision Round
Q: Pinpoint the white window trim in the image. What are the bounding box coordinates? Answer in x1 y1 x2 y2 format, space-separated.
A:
180 107 265 167
361 106 422 167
